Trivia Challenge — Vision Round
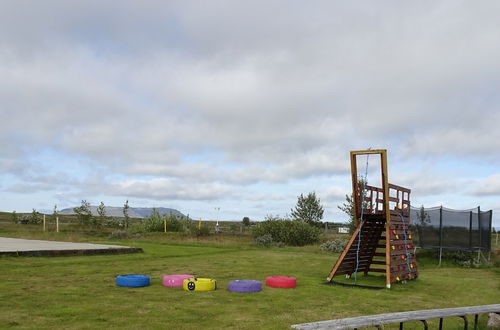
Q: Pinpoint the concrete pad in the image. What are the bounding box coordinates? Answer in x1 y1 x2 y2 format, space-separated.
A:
0 237 142 256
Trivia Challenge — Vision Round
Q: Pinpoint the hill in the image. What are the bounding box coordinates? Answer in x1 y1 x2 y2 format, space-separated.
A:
58 206 187 219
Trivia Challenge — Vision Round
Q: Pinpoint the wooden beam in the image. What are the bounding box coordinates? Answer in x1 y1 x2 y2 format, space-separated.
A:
291 304 500 330
350 151 359 226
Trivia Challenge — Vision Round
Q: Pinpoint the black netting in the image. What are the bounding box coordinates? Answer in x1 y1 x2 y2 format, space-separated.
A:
480 210 492 251
471 211 480 249
410 206 493 251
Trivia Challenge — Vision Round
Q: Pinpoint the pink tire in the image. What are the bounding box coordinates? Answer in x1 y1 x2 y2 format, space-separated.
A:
162 275 195 287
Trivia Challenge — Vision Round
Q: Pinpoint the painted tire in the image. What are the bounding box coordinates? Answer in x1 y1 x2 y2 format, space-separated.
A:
163 275 195 287
227 280 262 293
265 276 296 288
116 274 150 287
182 278 216 292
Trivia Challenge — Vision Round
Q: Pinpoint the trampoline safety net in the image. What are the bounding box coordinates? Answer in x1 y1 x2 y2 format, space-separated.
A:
410 206 493 251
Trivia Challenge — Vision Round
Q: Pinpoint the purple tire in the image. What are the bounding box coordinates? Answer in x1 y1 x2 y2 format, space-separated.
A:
227 280 262 293
163 275 195 287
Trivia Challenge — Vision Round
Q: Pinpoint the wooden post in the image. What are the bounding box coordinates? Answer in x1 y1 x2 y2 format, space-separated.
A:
350 152 359 226
164 219 167 233
379 150 391 289
43 214 46 232
56 216 59 233
198 218 202 230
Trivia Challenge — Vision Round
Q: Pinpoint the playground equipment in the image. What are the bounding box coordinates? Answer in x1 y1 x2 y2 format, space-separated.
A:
327 149 418 288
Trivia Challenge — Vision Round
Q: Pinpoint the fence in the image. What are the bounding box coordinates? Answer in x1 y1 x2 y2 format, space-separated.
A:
410 206 493 252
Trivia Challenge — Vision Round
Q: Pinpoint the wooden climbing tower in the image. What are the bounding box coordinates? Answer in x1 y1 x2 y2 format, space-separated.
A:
327 149 418 288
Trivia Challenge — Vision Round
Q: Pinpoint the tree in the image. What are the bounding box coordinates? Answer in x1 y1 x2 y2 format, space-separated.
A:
11 211 18 224
74 200 93 227
337 177 368 234
290 192 324 226
416 205 430 225
242 217 250 226
123 200 130 229
52 204 58 224
97 201 106 224
338 194 356 234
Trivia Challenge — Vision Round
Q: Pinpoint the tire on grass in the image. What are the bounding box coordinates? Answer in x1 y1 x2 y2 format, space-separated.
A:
163 274 195 287
116 274 150 287
265 276 296 288
227 280 262 293
182 278 216 292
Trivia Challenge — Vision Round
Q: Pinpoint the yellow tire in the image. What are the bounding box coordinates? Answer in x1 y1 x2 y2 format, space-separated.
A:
182 278 216 291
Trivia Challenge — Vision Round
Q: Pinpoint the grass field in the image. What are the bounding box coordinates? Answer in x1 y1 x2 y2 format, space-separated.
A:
0 224 499 329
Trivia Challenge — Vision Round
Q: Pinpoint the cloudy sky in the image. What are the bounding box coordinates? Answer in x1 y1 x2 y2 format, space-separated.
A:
1 1 499 226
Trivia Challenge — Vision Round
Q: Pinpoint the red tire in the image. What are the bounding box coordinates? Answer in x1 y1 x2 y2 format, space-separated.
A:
265 276 296 288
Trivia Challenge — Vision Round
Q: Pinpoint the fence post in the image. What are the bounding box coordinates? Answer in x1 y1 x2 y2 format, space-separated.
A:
43 214 46 232
56 216 59 233
488 210 492 252
164 219 167 233
469 211 473 251
439 206 443 266
477 206 481 252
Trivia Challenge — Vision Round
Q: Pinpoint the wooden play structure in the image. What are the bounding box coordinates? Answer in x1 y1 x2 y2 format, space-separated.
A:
327 149 418 288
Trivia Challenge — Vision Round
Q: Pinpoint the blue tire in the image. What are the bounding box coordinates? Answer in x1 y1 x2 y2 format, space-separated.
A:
116 274 150 287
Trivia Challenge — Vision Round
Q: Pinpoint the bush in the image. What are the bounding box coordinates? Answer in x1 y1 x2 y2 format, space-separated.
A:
104 217 124 228
320 239 348 252
142 209 164 232
252 217 321 246
440 250 487 268
180 220 211 237
165 215 185 232
255 234 274 247
17 215 31 224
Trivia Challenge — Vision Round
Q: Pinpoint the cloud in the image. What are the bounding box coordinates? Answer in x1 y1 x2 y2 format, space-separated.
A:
106 178 234 201
468 174 500 196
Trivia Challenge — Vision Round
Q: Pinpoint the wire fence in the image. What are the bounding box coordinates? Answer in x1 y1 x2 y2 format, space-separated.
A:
410 206 493 251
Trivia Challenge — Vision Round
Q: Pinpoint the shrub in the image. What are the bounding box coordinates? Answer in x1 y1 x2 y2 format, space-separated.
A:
142 209 164 232
320 239 348 252
104 217 124 228
440 250 488 268
18 215 31 224
165 215 185 232
255 234 274 247
252 217 320 246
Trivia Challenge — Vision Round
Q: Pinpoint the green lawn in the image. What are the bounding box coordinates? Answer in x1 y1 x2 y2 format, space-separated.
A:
0 225 499 329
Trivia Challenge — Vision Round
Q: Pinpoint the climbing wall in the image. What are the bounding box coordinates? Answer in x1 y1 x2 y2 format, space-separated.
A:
387 210 418 282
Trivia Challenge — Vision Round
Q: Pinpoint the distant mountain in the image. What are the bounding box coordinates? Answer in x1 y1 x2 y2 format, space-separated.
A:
58 206 187 219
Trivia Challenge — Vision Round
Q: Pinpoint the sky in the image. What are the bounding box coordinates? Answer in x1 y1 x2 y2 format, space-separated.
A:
1 1 499 227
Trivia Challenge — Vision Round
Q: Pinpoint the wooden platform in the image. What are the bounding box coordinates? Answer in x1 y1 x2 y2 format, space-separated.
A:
0 237 142 257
